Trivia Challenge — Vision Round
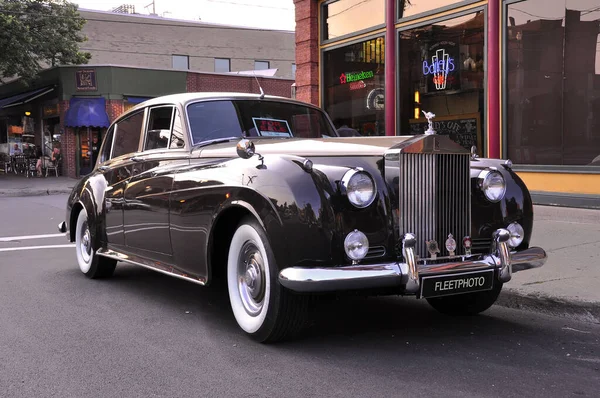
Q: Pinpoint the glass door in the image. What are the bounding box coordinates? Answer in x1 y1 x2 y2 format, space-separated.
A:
78 127 92 176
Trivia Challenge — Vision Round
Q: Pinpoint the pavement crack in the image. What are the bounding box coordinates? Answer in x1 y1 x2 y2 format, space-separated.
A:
546 240 600 253
522 276 579 286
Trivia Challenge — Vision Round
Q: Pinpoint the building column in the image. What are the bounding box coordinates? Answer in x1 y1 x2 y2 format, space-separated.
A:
385 0 396 136
294 0 319 105
59 100 77 178
487 0 501 158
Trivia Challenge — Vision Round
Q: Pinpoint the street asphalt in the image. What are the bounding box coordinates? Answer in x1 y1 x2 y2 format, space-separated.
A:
0 194 599 396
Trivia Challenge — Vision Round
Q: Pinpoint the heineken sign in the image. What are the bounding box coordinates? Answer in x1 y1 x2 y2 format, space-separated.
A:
339 70 374 84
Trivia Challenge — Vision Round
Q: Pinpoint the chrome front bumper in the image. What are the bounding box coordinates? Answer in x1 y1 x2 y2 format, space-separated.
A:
278 228 547 293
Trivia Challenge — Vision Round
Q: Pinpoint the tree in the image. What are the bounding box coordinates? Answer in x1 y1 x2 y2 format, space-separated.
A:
0 0 91 83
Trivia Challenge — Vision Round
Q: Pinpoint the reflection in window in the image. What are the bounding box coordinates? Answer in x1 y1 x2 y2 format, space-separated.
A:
398 12 485 152
398 0 464 19
187 101 243 144
506 0 600 166
255 60 270 70
113 112 144 158
215 58 230 73
323 0 385 41
323 36 385 136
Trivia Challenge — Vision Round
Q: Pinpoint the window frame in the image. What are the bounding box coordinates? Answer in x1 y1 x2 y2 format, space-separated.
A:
214 58 231 73
320 0 386 45
396 0 482 24
110 110 146 160
254 60 270 70
143 105 176 152
172 54 190 70
98 124 116 165
394 5 487 152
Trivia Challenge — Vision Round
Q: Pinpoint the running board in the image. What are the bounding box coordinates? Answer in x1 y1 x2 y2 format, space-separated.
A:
97 248 207 286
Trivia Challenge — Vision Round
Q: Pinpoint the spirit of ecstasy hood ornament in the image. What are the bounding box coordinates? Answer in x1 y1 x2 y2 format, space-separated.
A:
422 110 436 135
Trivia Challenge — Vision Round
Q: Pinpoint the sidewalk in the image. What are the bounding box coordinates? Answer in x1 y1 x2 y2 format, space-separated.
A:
1 173 599 323
0 173 77 197
497 205 600 323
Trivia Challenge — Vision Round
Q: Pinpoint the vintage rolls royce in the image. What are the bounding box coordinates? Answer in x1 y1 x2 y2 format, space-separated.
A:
59 93 547 342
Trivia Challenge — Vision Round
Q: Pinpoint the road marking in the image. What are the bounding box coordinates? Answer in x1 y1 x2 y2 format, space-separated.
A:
0 244 75 252
0 233 66 242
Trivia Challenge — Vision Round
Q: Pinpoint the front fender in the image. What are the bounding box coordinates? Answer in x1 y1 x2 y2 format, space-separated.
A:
65 173 109 248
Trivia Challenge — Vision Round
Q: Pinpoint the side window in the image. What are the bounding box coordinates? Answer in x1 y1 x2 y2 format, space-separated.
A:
145 106 174 151
186 101 243 144
99 125 115 163
170 109 185 149
112 111 144 159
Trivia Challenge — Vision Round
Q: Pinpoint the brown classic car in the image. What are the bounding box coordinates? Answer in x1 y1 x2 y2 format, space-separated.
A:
59 93 547 342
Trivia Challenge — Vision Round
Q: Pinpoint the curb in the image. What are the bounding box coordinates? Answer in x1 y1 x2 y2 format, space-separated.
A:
0 188 73 197
496 289 600 324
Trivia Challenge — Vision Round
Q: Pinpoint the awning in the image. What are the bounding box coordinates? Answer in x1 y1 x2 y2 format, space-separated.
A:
125 96 152 104
64 97 110 128
0 86 55 109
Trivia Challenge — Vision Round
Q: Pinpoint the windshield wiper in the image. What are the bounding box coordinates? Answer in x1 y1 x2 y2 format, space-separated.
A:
194 136 243 148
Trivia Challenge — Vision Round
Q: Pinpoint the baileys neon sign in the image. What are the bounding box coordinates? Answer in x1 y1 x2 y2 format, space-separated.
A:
422 48 455 90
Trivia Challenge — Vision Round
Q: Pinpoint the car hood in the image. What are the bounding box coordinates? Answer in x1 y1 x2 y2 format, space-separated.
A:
196 136 415 158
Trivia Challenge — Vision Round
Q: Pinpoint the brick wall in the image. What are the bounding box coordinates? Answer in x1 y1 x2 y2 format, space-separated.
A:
106 100 124 121
58 100 77 179
294 0 319 105
186 73 294 98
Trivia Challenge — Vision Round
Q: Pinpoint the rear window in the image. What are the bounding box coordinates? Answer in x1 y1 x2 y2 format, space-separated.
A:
186 100 337 144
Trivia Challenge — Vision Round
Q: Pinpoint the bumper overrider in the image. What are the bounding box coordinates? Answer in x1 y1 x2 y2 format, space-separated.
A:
278 228 547 296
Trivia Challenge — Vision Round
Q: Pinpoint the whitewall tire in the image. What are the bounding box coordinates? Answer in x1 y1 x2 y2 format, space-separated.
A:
75 209 117 279
227 216 308 343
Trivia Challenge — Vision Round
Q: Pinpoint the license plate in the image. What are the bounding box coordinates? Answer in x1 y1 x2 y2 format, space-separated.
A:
420 269 494 299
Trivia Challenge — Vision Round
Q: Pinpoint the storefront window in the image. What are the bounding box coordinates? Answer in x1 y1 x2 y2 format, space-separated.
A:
398 12 485 152
506 0 600 166
323 0 385 41
398 0 465 19
323 36 386 136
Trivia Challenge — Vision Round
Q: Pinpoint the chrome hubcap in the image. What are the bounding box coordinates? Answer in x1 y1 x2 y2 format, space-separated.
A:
80 222 92 263
237 241 265 316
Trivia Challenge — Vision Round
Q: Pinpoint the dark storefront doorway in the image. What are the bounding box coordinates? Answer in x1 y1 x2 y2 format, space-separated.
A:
77 127 103 176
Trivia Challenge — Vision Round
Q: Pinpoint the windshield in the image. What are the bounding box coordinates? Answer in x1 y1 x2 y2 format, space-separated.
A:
186 99 338 145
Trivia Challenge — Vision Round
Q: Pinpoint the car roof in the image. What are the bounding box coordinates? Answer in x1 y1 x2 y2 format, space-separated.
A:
122 92 317 117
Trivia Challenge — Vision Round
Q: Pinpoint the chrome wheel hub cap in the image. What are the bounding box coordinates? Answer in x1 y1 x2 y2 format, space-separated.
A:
237 242 265 316
80 223 92 263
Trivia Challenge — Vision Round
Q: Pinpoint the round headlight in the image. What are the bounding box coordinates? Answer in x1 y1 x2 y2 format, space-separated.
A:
344 230 369 261
507 222 524 248
479 170 506 202
341 169 376 208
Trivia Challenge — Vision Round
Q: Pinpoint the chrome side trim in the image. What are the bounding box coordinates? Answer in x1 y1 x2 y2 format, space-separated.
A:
97 248 206 286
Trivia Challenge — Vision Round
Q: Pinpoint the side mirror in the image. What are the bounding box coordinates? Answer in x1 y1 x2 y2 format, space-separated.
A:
236 139 256 159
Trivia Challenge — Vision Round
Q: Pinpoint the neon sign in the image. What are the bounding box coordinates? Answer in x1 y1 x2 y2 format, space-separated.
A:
340 70 374 85
422 48 455 90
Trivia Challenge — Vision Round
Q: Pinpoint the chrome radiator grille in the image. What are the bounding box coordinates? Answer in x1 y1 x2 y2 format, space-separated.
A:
399 153 471 258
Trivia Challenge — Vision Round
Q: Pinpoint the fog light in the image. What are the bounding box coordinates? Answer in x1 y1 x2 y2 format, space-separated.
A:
507 222 524 248
344 229 369 261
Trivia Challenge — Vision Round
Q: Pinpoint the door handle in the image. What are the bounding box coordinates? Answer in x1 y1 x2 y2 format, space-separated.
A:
130 156 143 162
98 165 110 172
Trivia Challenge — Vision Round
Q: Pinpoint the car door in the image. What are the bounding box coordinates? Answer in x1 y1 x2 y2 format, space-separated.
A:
123 106 189 258
103 110 145 249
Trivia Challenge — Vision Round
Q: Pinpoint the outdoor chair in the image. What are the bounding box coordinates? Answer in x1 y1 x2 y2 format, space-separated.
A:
46 155 61 177
0 153 11 174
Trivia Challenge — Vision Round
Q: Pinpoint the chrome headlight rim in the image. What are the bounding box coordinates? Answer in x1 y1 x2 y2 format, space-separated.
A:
340 168 376 209
478 169 506 203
